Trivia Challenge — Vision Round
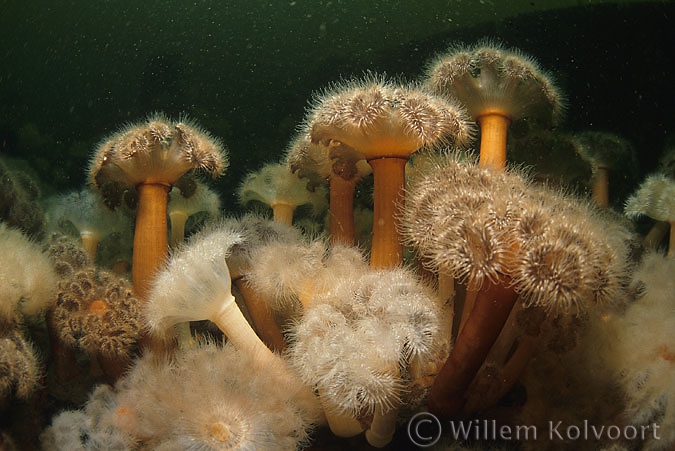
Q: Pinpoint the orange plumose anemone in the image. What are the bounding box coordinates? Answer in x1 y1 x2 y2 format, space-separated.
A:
425 41 563 171
402 155 630 417
53 267 142 383
88 114 227 300
305 75 473 268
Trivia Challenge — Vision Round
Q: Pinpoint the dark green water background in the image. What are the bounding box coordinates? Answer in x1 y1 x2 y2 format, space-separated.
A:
1 0 673 211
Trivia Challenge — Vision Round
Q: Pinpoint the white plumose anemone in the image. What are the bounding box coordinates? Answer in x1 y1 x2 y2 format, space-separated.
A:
114 341 317 449
0 223 57 321
610 252 675 451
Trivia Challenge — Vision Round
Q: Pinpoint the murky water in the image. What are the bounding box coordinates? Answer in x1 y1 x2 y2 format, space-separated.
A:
0 0 672 209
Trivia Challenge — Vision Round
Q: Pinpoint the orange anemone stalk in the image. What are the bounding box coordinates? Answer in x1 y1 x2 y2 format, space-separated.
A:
286 135 372 246
477 113 510 170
